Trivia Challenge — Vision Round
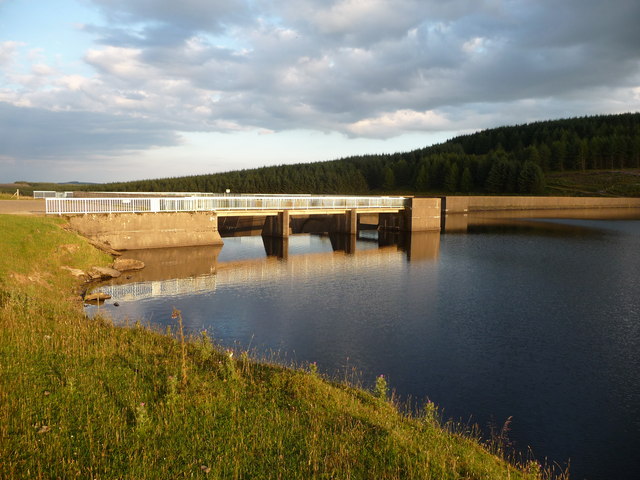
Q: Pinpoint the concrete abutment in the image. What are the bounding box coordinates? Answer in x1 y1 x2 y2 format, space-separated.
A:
66 212 223 251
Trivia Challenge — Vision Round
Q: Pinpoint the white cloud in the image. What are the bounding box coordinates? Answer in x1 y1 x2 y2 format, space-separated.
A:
347 110 450 137
85 46 147 80
462 36 488 54
0 41 24 66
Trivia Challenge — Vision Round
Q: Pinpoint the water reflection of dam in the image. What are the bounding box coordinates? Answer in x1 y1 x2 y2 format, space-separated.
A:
104 276 220 301
99 232 440 302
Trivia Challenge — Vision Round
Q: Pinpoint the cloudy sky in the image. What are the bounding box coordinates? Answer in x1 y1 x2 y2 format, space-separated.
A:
1 0 639 183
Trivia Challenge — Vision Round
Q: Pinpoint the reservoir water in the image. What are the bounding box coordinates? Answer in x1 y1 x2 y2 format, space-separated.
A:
89 209 640 480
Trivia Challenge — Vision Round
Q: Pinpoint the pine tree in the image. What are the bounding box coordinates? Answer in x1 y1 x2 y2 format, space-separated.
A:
485 160 510 193
382 167 395 191
460 167 473 193
444 163 460 193
518 161 546 194
414 163 430 191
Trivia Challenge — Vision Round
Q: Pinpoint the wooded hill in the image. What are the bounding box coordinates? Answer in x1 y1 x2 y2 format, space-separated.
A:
77 112 640 196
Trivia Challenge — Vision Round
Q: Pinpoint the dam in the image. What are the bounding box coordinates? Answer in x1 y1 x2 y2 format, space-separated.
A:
46 195 441 250
46 193 640 250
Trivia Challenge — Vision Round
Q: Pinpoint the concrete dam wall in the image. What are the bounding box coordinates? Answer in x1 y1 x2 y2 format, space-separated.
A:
66 212 223 250
443 196 640 213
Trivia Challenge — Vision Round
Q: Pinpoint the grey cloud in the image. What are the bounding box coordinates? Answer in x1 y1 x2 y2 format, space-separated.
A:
266 0 497 48
8 0 638 147
83 1 640 108
0 102 181 160
511 0 640 52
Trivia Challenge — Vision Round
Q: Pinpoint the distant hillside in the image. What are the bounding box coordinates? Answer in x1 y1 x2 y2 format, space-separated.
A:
0 181 97 196
91 112 640 196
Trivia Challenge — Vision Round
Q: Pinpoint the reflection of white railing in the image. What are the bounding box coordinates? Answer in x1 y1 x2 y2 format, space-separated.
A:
99 248 404 302
46 195 409 215
102 275 219 301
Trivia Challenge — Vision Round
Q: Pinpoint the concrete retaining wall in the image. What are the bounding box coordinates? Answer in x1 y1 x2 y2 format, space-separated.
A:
444 196 640 213
66 212 223 250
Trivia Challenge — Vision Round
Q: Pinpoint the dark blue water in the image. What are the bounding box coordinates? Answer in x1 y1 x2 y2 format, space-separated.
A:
91 213 640 480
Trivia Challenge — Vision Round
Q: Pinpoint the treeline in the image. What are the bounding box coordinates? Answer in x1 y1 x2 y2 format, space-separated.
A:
94 112 640 195
97 162 369 195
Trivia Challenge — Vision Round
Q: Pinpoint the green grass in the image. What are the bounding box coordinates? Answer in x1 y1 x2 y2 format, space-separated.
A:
0 214 564 479
546 169 640 196
0 193 39 200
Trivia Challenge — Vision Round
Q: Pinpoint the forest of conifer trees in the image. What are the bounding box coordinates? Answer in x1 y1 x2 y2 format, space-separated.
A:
92 113 640 196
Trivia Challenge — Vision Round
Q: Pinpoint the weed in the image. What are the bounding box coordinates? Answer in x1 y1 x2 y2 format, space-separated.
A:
165 375 178 408
135 402 150 432
375 374 389 401
197 330 214 362
423 400 439 426
240 350 251 377
171 307 188 387
223 349 239 382
488 415 514 456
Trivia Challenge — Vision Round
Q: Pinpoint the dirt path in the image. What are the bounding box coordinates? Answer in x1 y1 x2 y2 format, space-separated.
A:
0 199 46 215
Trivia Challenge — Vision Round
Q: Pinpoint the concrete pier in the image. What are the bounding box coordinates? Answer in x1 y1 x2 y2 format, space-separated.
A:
262 210 291 238
402 197 441 231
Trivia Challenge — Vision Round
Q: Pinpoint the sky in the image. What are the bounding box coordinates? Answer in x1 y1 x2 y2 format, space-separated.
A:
1 0 639 183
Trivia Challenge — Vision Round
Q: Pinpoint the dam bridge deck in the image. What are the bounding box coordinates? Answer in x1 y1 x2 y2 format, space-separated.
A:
45 195 408 216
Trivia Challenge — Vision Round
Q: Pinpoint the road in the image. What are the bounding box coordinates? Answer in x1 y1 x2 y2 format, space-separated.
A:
0 199 46 215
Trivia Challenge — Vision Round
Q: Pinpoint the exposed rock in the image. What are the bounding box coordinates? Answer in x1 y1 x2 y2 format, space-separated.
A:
84 292 111 302
113 258 145 272
60 266 87 278
60 225 121 256
10 272 51 286
86 238 122 256
88 266 121 280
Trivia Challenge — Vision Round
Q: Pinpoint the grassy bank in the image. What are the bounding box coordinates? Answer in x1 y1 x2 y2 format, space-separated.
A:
0 214 559 479
0 193 39 200
546 169 640 196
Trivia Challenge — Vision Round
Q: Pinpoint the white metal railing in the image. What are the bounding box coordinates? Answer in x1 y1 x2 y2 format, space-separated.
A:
34 190 73 198
46 195 409 215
